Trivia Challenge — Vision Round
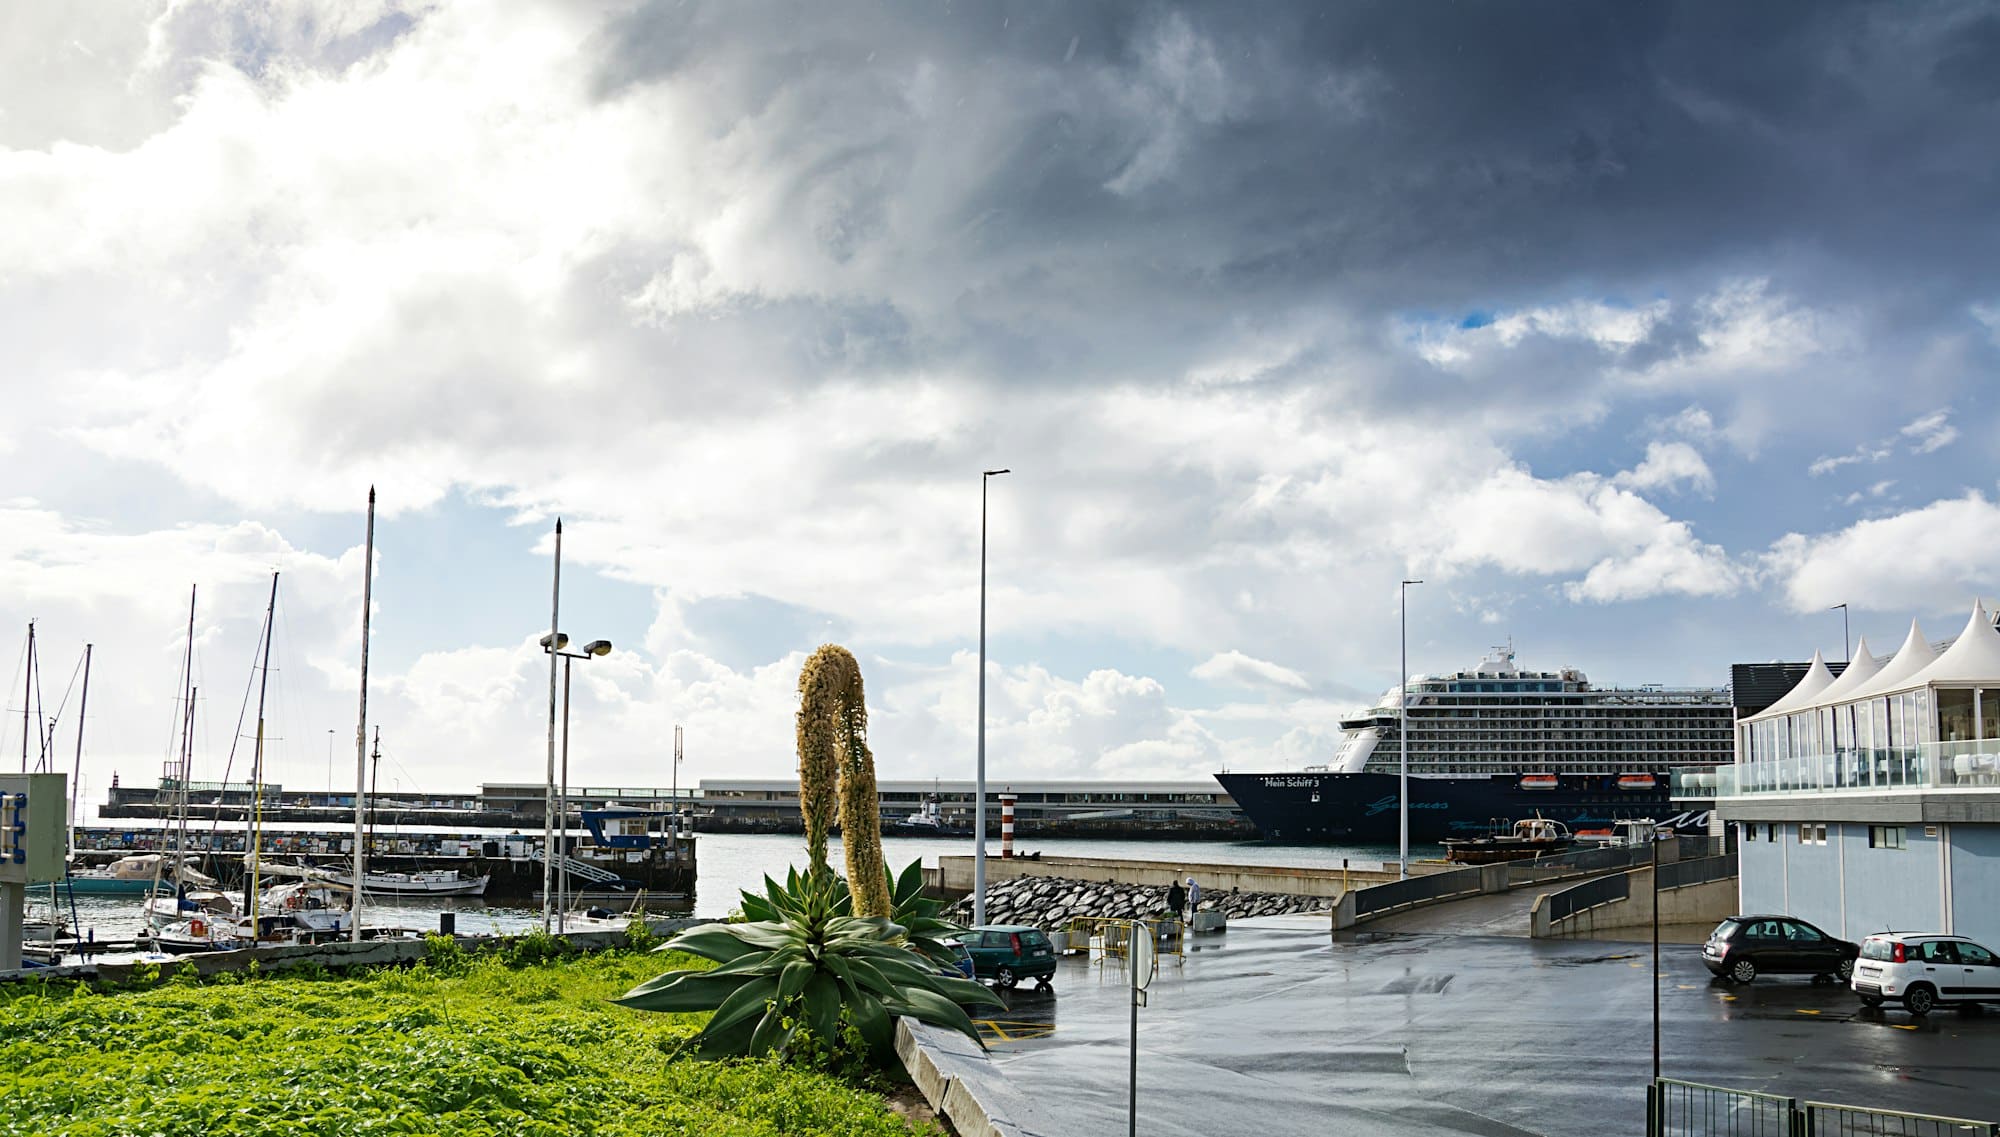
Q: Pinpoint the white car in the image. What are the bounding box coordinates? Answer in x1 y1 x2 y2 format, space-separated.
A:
1850 932 2000 1016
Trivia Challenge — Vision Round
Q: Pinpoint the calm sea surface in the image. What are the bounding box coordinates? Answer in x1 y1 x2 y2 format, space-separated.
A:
43 831 1398 944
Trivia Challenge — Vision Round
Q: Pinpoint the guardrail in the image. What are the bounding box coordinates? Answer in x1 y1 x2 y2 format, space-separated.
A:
1341 838 1713 928
1348 865 1484 918
1544 871 1631 924
1648 1078 1996 1137
1658 853 1738 892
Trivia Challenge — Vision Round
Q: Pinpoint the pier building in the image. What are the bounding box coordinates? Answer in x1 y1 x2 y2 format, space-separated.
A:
1676 602 2000 945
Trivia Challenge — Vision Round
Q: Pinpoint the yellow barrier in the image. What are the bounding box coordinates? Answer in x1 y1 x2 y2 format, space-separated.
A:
1061 915 1184 962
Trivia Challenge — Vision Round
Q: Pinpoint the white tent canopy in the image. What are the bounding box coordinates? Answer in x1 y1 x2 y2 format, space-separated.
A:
1806 636 1883 709
1907 602 2000 686
1744 650 1835 723
1841 620 1938 702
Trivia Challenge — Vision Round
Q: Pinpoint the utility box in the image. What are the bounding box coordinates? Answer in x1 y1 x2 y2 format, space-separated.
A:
0 774 67 884
1192 911 1228 933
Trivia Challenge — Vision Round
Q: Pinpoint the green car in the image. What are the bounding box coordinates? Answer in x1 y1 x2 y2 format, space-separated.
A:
965 925 1058 990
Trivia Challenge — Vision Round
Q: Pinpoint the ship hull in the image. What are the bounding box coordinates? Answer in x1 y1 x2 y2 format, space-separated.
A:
1214 770 1713 845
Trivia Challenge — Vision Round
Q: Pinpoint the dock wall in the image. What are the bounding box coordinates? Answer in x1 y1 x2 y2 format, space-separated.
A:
936 853 1410 899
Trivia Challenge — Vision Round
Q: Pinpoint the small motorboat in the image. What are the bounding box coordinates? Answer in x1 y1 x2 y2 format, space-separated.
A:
1441 816 1575 864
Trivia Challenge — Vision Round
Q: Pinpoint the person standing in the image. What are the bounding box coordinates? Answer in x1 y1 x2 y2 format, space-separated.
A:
1185 876 1201 920
1165 877 1186 923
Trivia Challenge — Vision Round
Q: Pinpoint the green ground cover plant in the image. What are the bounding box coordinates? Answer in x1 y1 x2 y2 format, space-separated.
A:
0 946 941 1137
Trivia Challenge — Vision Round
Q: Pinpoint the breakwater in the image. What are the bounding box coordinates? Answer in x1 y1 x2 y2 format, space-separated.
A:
944 873 1331 929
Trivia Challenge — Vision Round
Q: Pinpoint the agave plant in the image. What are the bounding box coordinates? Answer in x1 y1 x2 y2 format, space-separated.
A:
618 866 1003 1059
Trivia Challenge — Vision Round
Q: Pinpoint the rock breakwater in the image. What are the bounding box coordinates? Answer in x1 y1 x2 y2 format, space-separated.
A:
944 874 1331 930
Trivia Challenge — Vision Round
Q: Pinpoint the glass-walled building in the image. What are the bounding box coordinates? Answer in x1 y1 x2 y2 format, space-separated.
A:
1675 602 2000 945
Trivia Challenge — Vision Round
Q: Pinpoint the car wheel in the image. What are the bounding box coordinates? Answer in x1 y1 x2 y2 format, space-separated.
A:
1858 994 1883 1008
1729 957 1757 984
996 966 1017 989
1836 958 1854 981
1904 983 1936 1016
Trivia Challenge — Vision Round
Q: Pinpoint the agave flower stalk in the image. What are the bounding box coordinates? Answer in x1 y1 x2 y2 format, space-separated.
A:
795 645 846 877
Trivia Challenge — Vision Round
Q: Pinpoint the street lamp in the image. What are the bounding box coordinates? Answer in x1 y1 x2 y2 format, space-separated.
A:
543 631 612 932
1400 579 1423 881
1830 603 1850 664
975 467 1010 927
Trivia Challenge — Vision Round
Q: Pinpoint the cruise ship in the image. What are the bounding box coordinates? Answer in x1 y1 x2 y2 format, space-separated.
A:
1214 646 1731 844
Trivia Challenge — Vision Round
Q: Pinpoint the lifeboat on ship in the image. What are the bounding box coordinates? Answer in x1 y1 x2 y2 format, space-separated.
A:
1615 773 1658 791
1518 774 1559 791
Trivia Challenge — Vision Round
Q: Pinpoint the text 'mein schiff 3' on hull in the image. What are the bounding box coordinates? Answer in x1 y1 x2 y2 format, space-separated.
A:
1215 646 1730 844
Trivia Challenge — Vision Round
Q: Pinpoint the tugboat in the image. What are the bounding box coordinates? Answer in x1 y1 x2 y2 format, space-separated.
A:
888 792 968 838
1440 816 1575 864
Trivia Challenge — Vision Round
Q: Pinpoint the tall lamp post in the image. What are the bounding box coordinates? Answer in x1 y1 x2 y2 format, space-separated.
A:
543 632 612 933
1399 579 1423 881
974 467 1010 928
1831 603 1850 664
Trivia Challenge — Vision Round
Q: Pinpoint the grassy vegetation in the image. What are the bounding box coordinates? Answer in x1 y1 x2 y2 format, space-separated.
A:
0 939 942 1137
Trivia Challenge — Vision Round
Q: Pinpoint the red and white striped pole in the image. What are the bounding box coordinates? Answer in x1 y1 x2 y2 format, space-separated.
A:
999 793 1017 859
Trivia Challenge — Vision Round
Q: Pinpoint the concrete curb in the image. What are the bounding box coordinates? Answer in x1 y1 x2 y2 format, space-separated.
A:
895 1017 1065 1137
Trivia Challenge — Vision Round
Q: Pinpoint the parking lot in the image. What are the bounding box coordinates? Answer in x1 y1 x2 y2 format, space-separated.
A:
953 916 2000 1137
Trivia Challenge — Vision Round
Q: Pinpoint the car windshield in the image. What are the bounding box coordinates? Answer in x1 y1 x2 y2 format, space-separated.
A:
1711 920 1742 941
1859 939 1896 961
1020 931 1052 949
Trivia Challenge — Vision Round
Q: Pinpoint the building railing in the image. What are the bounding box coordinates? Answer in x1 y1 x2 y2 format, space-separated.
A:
1656 853 1737 891
1675 740 2000 800
1647 1078 1996 1137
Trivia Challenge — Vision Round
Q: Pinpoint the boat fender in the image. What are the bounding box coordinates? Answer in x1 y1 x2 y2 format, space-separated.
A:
285 894 302 911
190 918 206 937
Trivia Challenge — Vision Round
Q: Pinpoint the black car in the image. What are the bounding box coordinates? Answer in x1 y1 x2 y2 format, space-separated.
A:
1702 915 1859 984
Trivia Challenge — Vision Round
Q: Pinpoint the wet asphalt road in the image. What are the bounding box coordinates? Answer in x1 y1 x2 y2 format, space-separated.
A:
967 916 2000 1136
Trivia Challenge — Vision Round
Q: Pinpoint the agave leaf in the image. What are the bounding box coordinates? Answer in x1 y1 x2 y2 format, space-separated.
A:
931 974 1007 1010
660 924 766 964
701 973 784 1040
747 1002 790 1057
847 989 894 1056
777 959 814 1001
691 1008 763 1058
802 972 841 1046
725 922 809 951
892 986 989 1042
893 859 924 905
614 969 760 1014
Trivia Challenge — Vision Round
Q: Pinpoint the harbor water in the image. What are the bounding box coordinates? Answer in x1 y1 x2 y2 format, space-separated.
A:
43 832 1398 943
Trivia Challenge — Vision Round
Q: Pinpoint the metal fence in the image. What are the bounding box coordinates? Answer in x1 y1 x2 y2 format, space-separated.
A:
1657 853 1738 891
1543 870 1630 924
1349 866 1484 918
1803 1101 1999 1137
1648 1079 1998 1137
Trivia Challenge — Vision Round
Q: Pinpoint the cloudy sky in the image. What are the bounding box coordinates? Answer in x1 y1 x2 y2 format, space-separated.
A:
4 1 1998 810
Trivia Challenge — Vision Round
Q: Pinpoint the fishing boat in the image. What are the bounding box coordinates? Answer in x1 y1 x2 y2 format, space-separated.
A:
1440 817 1576 864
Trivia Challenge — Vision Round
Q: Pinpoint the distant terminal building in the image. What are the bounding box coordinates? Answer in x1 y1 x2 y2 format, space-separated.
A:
1678 604 2000 945
104 777 1246 838
695 779 1242 833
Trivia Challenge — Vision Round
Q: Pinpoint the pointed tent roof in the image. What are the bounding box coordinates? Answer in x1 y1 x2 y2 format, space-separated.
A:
1743 651 1835 723
1839 620 1937 702
1805 636 1883 709
1908 601 2000 686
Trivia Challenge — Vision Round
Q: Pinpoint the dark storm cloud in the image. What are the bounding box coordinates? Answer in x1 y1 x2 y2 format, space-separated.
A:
592 0 1998 324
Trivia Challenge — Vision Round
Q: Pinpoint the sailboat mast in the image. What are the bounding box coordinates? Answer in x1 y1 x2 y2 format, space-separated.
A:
352 487 375 943
178 586 197 871
21 620 33 772
244 572 279 926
